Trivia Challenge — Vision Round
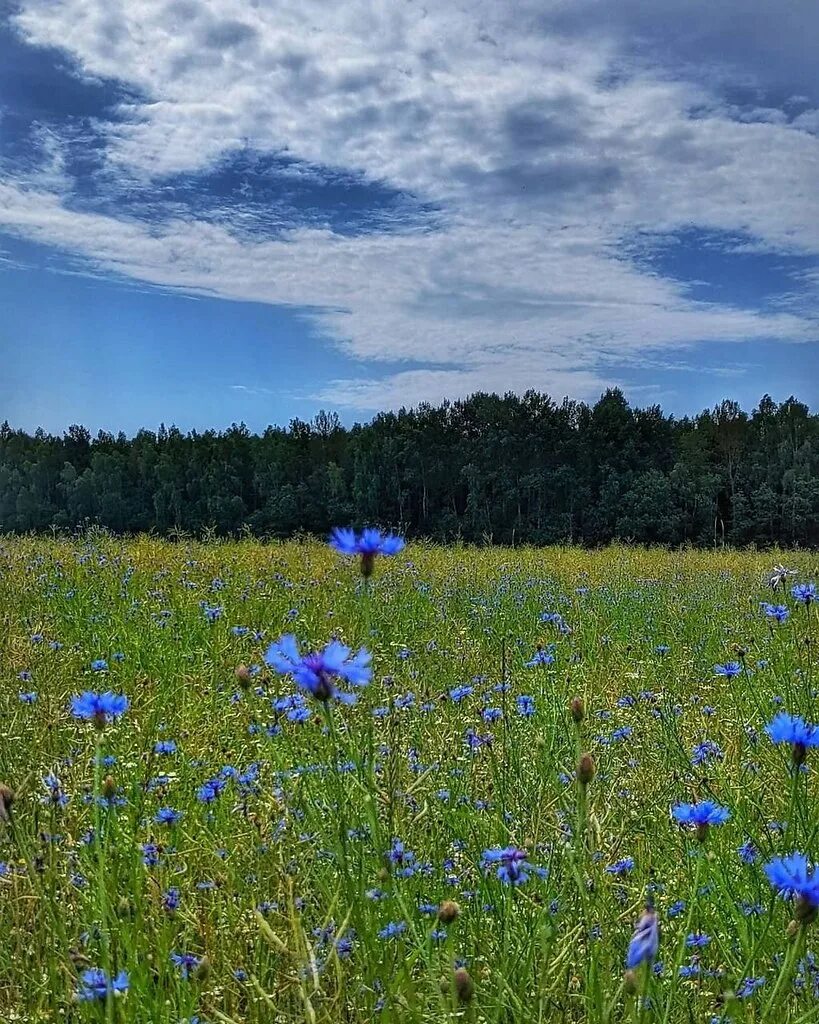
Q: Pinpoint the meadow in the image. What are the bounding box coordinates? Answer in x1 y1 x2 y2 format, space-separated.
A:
1 533 818 1023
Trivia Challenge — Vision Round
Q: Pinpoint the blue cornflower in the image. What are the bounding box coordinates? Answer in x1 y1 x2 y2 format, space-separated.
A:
141 843 160 867
90 659 108 672
526 647 555 667
516 695 535 717
378 921 407 940
765 712 819 763
329 527 404 576
449 684 473 702
76 968 129 1001
170 952 201 979
626 908 659 969
764 853 819 917
197 777 226 803
18 692 37 704
155 807 182 826
761 603 790 624
691 740 723 766
162 888 181 912
606 857 635 876
481 846 545 885
672 800 730 839
737 840 758 865
201 603 223 622
686 933 711 948
154 740 177 755
714 662 742 678
265 635 371 704
737 976 766 998
792 583 816 606
70 691 128 726
482 707 503 723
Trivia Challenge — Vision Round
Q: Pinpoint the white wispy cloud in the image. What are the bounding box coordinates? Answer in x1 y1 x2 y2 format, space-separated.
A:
2 0 818 409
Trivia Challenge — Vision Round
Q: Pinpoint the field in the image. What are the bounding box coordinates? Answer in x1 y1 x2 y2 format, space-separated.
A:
1 535 818 1023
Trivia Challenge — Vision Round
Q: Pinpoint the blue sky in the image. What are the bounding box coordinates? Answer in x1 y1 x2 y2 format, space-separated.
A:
1 1 818 434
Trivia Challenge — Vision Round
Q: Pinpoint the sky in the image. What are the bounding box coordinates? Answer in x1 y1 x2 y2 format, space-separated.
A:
1 0 818 435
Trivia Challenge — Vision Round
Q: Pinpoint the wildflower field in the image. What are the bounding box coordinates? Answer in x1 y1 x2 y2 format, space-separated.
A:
2 535 819 1024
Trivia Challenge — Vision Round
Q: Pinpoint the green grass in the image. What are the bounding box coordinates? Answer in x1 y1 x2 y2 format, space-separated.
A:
1 535 818 1023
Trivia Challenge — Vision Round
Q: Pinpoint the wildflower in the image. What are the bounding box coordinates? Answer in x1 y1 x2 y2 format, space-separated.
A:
449 684 473 702
737 840 758 864
378 921 407 940
481 846 545 885
606 857 635 876
765 712 819 764
264 635 371 704
155 807 182 826
162 888 181 912
691 740 723 766
329 527 404 576
526 647 555 667
482 707 503 723
196 777 226 803
792 583 816 605
90 659 108 672
201 603 223 622
141 843 160 867
18 692 37 704
154 740 177 755
170 952 201 979
764 853 819 922
769 565 797 589
70 691 128 727
516 695 535 717
714 662 742 678
76 968 129 1001
761 603 790 623
672 800 730 841
626 908 659 969
686 933 711 947
737 976 766 998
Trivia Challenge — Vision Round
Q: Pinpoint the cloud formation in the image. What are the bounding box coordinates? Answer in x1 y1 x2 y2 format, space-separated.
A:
2 0 818 408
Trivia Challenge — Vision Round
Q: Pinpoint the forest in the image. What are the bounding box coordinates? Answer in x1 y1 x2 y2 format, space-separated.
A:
1 389 817 546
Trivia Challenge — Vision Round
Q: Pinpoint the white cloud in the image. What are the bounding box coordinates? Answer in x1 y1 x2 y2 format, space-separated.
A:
3 0 819 409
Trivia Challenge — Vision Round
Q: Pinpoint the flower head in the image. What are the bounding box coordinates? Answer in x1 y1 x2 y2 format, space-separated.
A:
626 908 659 969
481 846 545 885
264 635 371 704
672 800 730 840
761 603 790 624
765 712 819 764
329 527 404 576
764 853 819 922
76 968 129 1002
769 565 797 590
70 691 129 726
714 662 742 678
792 583 817 606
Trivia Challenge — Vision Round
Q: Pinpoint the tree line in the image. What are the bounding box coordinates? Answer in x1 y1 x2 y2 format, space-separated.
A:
1 389 817 546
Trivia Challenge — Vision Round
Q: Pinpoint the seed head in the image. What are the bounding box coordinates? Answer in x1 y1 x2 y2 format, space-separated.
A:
235 664 252 688
453 967 474 1003
437 900 460 924
570 696 585 723
0 784 14 822
577 753 595 786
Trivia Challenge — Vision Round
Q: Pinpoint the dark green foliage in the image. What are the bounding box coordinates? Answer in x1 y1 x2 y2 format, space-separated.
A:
1 390 817 545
